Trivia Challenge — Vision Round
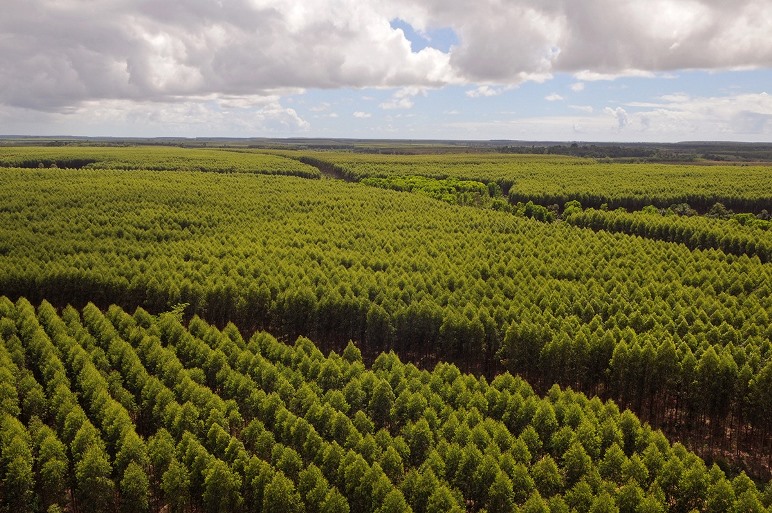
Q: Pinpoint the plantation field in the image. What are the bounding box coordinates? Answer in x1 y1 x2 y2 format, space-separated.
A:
285 151 772 213
0 146 320 177
1 297 769 513
0 145 771 510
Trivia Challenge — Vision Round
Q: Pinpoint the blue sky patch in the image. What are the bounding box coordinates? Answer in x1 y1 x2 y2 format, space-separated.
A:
390 18 459 53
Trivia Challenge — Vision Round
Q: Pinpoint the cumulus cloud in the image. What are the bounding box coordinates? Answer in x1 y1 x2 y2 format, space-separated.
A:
393 0 772 82
439 91 772 141
466 85 505 98
604 107 630 129
1 0 771 116
549 92 772 140
545 93 564 101
575 70 657 81
353 111 372 118
0 96 310 136
629 92 772 136
0 0 454 112
380 86 427 109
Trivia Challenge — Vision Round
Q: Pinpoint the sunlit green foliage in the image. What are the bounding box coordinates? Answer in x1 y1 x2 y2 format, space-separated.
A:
285 151 772 212
566 205 772 262
0 146 320 177
362 175 491 206
0 146 771 495
0 166 771 465
1 298 768 512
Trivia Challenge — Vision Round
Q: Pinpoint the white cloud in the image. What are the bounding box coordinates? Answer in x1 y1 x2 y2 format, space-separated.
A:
399 0 772 82
418 89 772 140
355 90 772 140
0 0 456 113
570 105 594 113
604 107 630 129
570 82 586 92
532 91 772 140
466 85 504 98
575 70 657 82
659 93 691 103
631 92 772 135
380 97 414 109
545 93 564 101
0 96 310 136
310 102 332 112
380 86 428 109
353 111 372 118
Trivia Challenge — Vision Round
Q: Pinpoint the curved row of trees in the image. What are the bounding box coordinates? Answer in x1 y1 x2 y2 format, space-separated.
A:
564 206 771 263
2 297 770 512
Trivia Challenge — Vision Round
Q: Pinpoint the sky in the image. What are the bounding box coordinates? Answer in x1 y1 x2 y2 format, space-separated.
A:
1 0 771 142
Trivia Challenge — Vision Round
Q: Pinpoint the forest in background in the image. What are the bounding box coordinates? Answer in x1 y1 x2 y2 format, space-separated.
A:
3 137 772 163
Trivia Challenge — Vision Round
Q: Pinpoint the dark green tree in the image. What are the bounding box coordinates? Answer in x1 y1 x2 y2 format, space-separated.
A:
426 485 463 513
705 477 735 513
321 487 350 513
522 490 550 513
120 461 150 513
531 455 563 498
161 458 190 513
563 441 591 485
588 492 618 513
565 480 594 513
75 445 115 513
369 380 395 429
375 489 412 513
2 452 35 513
263 472 303 513
487 471 515 513
510 463 535 504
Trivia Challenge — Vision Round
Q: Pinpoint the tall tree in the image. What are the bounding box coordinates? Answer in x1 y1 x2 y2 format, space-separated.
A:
120 462 150 513
161 458 190 513
369 380 395 429
426 485 463 513
75 445 115 513
202 459 242 513
487 471 515 513
263 472 303 513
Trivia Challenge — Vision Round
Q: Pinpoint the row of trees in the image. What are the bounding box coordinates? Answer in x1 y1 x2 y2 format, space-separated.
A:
501 317 772 474
2 297 771 512
2 298 117 513
565 206 771 263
